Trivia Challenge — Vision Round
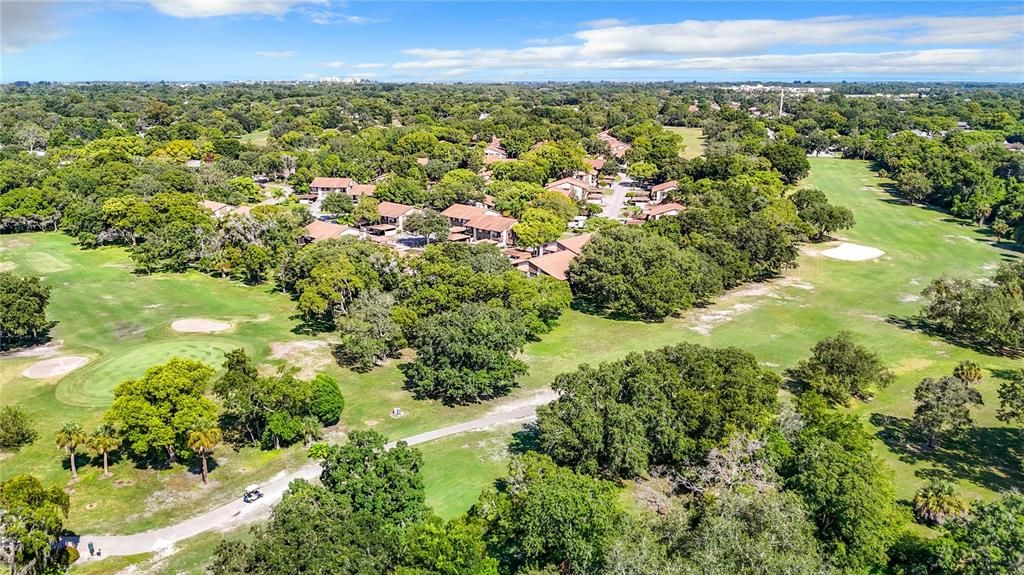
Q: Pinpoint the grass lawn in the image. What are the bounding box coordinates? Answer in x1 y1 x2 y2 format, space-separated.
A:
664 126 706 159
2 158 1020 546
238 129 270 147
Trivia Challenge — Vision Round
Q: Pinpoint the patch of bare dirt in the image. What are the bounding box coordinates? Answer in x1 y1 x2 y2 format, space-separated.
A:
114 322 146 339
269 340 332 378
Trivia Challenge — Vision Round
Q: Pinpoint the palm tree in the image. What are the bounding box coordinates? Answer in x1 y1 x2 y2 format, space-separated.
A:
913 479 967 526
953 360 983 386
55 422 87 479
89 424 121 477
299 416 323 447
187 426 223 484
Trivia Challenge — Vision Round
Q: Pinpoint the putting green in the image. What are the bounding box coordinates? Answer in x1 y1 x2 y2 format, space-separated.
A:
55 338 248 407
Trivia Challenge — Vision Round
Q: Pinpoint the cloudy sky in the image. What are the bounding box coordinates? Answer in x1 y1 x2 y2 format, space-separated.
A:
2 1 1022 82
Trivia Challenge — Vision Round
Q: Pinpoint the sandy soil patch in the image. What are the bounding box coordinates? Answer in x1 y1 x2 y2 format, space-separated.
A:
900 294 921 303
0 261 15 272
22 356 90 379
821 242 885 261
269 340 331 378
690 303 755 336
171 318 231 333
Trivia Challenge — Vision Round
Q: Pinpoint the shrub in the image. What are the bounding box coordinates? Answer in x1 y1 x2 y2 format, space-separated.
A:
0 406 38 451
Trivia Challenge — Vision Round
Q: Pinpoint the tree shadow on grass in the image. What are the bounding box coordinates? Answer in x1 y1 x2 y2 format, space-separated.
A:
885 314 1023 359
508 422 541 455
991 367 1023 382
869 413 1023 493
0 321 57 353
186 454 220 481
568 300 666 323
289 313 335 336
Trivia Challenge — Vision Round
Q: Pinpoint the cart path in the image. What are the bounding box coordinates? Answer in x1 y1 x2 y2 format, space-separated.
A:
69 390 555 559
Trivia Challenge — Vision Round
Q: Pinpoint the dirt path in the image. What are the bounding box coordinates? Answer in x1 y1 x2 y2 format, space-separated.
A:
69 391 554 560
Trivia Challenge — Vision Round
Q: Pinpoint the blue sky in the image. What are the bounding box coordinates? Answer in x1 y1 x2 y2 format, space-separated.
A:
2 1 1022 82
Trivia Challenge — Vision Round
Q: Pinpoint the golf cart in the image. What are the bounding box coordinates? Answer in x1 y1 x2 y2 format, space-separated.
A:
243 484 264 503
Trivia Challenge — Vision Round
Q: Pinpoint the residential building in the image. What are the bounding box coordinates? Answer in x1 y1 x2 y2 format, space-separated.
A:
464 214 518 247
441 203 490 227
596 130 631 158
519 233 592 280
483 136 508 164
310 177 354 202
650 180 678 203
644 202 686 220
545 177 592 201
200 200 237 219
575 157 606 187
371 201 418 235
348 183 376 202
517 249 577 281
301 220 361 244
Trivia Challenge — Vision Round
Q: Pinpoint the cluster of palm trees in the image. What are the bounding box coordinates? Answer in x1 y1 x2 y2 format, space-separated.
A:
55 421 223 484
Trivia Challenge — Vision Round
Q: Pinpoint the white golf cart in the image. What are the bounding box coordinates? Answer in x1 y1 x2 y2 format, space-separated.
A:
243 484 264 503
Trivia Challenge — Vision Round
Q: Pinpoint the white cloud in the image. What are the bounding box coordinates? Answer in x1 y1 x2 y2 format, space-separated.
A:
257 50 296 58
1 1 65 53
148 0 315 18
321 61 346 68
580 18 628 29
303 8 384 25
354 62 386 68
393 14 1024 78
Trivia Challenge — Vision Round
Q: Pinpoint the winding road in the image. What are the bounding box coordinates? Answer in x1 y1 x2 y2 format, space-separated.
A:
70 391 555 560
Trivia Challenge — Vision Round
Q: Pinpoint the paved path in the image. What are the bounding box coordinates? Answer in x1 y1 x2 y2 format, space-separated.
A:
70 391 555 559
601 173 633 219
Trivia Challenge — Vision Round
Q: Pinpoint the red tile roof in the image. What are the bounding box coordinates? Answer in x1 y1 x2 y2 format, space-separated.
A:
304 220 351 242
378 201 415 219
466 214 517 233
441 204 488 221
651 180 678 193
310 177 353 189
349 183 376 196
585 157 606 171
645 202 686 217
525 250 577 281
556 233 593 255
546 177 591 190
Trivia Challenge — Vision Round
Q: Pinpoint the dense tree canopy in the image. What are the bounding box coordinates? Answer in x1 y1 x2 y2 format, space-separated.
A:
568 226 722 319
473 453 623 575
921 260 1024 355
537 343 780 478
0 272 50 350
105 357 218 464
0 474 70 574
787 331 895 405
401 303 528 404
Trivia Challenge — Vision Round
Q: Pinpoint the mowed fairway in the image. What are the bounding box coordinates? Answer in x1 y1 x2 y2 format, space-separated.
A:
664 126 706 158
420 158 1023 514
1 160 1019 538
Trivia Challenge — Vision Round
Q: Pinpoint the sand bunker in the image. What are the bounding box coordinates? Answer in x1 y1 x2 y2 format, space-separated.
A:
821 242 885 262
22 356 89 379
171 318 232 333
